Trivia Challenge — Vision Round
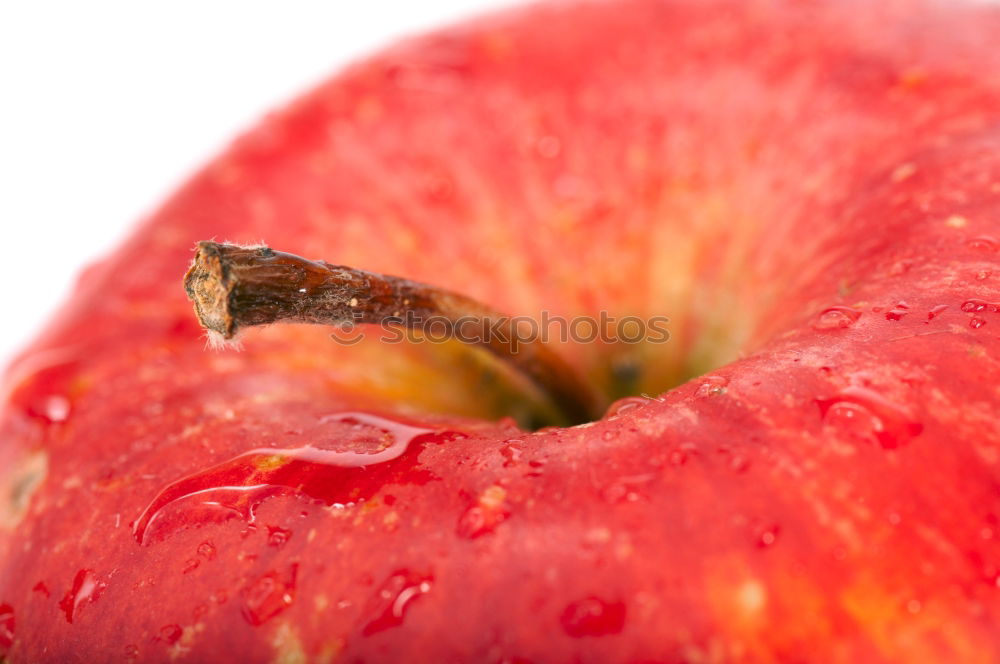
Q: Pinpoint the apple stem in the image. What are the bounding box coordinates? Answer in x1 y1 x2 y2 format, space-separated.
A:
184 241 603 424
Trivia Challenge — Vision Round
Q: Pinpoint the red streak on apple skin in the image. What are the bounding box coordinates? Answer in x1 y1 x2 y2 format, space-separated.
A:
3 0 1000 661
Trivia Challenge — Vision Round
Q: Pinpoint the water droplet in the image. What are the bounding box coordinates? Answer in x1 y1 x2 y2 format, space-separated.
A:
4 352 82 426
604 397 648 418
0 604 14 653
695 375 729 398
59 569 106 623
668 447 690 466
197 540 216 560
601 474 656 504
927 304 949 320
716 445 751 473
601 483 633 504
969 235 1000 251
456 506 503 538
961 299 1000 313
812 306 862 330
500 440 524 467
976 270 992 280
267 526 292 547
560 597 626 637
971 317 987 329
729 454 751 473
885 302 910 321
820 402 884 443
133 413 455 544
362 570 433 636
755 525 780 548
456 485 510 538
816 386 922 449
124 644 139 661
41 395 71 422
906 599 922 614
241 564 298 626
158 624 182 645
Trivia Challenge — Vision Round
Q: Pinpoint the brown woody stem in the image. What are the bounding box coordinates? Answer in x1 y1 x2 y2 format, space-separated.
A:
184 241 602 424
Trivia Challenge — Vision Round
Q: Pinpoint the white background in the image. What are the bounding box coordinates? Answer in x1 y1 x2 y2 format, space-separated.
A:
0 0 517 370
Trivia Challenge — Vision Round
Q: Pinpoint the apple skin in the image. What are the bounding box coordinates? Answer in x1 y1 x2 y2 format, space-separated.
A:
4 0 1000 661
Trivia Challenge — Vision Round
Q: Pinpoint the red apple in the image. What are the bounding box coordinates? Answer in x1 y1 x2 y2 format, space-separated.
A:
4 0 1000 661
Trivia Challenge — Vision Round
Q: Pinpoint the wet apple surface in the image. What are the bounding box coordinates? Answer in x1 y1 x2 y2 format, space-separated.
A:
3 0 1000 661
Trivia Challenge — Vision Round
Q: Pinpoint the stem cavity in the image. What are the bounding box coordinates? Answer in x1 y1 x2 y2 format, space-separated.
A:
184 241 602 425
